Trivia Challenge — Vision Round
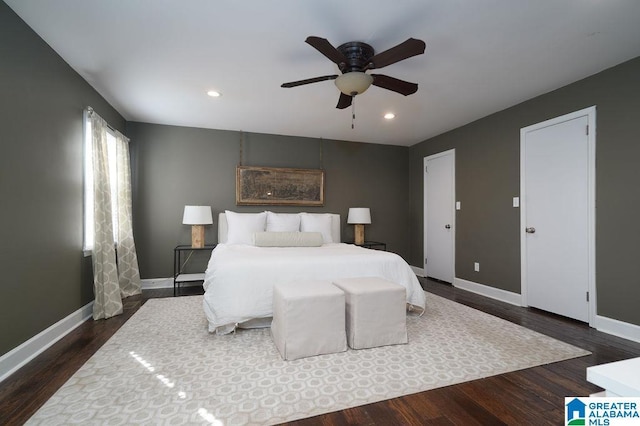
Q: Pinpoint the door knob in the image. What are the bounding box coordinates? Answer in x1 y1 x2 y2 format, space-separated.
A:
445 224 451 229
525 227 536 234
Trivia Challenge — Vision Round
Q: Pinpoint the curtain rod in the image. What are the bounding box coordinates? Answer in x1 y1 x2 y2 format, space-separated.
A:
86 106 117 133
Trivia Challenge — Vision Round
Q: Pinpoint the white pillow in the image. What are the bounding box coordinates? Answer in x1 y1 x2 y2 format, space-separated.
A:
266 212 301 232
224 210 266 245
253 232 323 247
300 213 333 243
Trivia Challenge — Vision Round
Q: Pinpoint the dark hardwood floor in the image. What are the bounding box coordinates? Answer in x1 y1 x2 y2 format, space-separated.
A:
1 279 639 425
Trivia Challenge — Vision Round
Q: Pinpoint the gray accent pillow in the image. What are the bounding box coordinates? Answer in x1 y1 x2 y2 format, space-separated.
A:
253 232 323 247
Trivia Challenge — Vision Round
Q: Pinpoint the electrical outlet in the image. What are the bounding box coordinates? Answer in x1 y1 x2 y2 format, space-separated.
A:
474 262 480 272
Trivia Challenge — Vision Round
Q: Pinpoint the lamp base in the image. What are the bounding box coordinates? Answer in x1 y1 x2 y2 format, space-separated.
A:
354 224 365 245
191 225 205 248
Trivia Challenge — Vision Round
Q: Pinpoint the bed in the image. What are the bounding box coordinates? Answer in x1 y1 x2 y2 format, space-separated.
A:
203 211 426 334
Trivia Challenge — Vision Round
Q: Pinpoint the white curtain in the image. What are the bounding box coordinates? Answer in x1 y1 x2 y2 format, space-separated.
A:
115 131 142 297
89 110 141 320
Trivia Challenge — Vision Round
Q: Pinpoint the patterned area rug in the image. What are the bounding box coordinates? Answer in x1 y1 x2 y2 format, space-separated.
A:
26 292 590 425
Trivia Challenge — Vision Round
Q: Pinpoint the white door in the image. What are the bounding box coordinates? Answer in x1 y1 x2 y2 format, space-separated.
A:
424 150 455 283
521 107 595 323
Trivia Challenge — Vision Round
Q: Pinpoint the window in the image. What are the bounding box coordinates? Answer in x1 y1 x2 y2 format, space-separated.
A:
84 112 119 252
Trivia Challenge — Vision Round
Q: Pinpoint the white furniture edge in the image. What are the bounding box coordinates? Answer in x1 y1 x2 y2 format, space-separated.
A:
587 357 640 396
218 212 341 244
0 301 94 384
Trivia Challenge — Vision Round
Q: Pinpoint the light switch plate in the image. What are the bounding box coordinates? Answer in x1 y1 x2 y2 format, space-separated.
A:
513 197 520 208
474 262 480 272
456 201 461 210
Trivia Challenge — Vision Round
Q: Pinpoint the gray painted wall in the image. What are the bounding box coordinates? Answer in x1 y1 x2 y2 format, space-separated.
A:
409 56 640 326
0 3 126 356
127 122 411 279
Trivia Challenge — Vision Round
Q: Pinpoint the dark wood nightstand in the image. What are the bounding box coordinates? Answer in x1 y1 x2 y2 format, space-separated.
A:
347 241 387 251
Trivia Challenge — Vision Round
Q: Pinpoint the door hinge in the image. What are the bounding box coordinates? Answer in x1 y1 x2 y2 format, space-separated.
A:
425 166 428 173
425 257 427 264
586 291 589 302
586 125 589 135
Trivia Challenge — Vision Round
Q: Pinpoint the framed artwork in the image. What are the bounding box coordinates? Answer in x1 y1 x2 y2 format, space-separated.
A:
236 166 325 206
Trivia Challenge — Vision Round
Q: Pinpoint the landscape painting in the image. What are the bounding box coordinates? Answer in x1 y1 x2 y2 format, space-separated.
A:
236 166 325 206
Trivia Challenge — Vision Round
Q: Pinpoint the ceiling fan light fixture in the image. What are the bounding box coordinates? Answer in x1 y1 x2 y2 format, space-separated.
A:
335 72 373 96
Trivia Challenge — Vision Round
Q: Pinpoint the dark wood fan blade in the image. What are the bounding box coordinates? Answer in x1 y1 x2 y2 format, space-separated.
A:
336 92 352 109
368 38 425 69
281 75 339 88
371 74 418 96
306 36 348 66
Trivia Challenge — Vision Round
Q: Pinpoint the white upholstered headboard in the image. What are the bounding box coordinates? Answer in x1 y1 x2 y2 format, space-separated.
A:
218 212 341 244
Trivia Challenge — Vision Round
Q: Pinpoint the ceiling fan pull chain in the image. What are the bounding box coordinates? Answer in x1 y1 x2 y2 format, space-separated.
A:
351 97 356 129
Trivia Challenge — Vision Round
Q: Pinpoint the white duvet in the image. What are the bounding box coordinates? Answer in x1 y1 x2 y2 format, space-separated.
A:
203 243 426 334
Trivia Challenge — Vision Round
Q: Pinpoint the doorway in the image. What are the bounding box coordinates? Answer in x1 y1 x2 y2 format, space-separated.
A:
424 149 455 283
520 106 596 324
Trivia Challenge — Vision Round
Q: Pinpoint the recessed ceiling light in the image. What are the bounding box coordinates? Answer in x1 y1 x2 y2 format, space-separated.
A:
384 113 395 120
207 90 221 97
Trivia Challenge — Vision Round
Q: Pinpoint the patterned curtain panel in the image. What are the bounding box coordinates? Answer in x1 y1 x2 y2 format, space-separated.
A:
115 132 142 298
90 112 123 320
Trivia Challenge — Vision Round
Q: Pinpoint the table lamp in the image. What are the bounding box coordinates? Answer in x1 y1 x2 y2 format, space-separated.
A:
347 207 371 245
183 206 213 248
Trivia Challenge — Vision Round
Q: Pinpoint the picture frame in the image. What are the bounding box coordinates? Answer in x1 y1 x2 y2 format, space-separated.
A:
236 166 325 206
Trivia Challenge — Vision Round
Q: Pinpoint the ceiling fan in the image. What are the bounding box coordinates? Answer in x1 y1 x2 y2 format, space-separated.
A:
281 36 426 109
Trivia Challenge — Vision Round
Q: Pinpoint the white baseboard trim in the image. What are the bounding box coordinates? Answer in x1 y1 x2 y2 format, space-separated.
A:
410 266 425 277
594 314 640 344
406 271 640 344
0 301 94 384
141 277 174 290
453 279 640 343
453 277 523 306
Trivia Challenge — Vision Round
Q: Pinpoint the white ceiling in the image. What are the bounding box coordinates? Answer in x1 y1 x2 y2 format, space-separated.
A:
5 0 640 146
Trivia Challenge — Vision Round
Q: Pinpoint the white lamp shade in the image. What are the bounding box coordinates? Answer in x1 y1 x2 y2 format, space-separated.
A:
347 207 371 224
182 205 213 225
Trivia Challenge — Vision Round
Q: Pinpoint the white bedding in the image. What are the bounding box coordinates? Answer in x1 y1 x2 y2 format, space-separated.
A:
202 243 426 334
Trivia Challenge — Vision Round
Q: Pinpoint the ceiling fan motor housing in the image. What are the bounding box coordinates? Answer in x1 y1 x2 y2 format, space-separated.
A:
336 41 375 73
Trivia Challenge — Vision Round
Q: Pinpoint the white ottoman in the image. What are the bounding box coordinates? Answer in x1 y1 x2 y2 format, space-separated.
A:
271 280 347 360
332 277 407 349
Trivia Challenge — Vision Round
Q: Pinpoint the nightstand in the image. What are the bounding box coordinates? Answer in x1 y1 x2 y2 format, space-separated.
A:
173 244 215 296
347 241 387 251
